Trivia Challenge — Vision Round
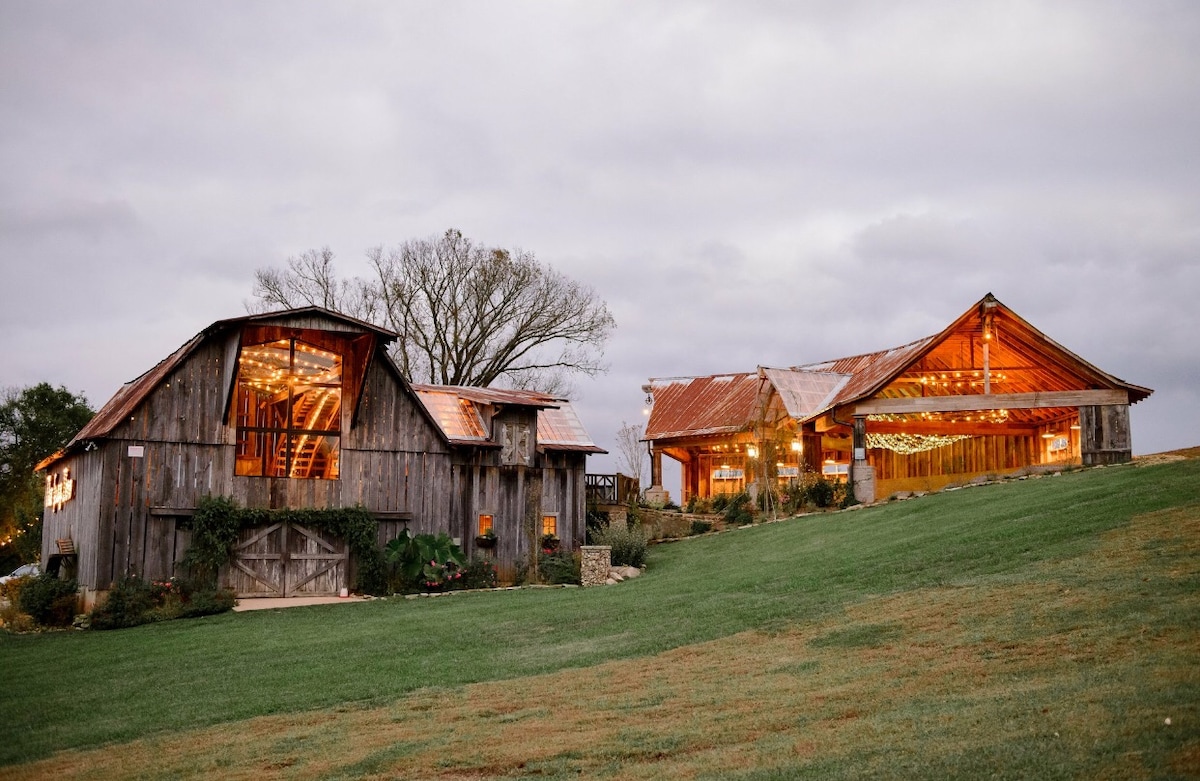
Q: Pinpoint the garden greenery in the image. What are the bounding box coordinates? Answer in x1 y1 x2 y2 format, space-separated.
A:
384 530 465 592
17 574 78 627
89 576 236 630
184 496 387 595
592 523 648 568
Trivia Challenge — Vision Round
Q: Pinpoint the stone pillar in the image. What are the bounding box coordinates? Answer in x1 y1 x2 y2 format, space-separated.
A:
581 545 612 587
852 464 876 505
851 415 874 503
644 446 670 505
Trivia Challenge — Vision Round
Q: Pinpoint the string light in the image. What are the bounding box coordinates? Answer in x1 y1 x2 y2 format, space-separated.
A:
866 432 972 454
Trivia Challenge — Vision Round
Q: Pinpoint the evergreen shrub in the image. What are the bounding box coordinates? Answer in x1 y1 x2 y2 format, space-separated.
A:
17 574 77 627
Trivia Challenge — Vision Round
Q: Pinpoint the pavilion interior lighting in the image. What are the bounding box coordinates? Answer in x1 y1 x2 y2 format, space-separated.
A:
790 440 802 452
866 432 972 455
746 445 758 458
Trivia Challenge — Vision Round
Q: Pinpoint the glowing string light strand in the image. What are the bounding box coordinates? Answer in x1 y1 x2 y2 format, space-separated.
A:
866 432 972 455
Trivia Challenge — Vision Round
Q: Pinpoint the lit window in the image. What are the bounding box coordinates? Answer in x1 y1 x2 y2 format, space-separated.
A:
478 514 494 535
542 515 557 537
234 336 342 479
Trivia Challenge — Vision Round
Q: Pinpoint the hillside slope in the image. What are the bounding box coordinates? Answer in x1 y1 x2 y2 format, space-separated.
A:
3 459 1198 777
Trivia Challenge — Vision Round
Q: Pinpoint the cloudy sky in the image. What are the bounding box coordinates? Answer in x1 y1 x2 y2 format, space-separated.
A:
2 1 1198 494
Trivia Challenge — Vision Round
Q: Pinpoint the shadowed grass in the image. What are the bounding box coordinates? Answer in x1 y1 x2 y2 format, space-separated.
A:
2 459 1198 774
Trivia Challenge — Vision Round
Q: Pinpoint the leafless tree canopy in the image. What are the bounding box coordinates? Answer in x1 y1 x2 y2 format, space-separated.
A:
250 230 615 392
615 420 647 484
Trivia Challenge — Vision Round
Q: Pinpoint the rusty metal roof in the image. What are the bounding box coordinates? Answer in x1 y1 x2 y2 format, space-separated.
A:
791 334 940 416
37 332 206 470
644 373 761 440
642 293 1153 442
411 384 604 453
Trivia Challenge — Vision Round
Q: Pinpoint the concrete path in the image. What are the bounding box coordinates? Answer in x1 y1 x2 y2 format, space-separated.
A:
232 595 373 612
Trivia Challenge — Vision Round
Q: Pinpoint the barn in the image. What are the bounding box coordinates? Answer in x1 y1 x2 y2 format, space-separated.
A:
37 307 602 606
643 294 1153 505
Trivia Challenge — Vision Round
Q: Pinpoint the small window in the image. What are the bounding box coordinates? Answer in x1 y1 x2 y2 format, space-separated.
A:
478 514 494 535
542 514 557 537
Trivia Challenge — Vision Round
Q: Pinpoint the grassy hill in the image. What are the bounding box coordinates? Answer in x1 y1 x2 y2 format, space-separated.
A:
2 457 1198 779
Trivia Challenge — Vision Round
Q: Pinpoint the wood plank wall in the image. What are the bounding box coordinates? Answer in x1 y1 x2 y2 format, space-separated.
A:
47 327 596 589
869 435 1039 481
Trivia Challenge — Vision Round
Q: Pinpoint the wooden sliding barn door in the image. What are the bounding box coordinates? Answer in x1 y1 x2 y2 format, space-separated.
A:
228 523 348 597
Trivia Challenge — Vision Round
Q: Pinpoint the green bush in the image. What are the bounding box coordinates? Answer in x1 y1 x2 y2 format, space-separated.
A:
176 587 237 618
685 495 713 514
593 524 648 568
457 556 498 590
806 477 837 508
711 494 731 513
689 519 713 536
17 574 77 627
537 550 581 585
90 576 236 630
722 492 755 526
90 576 156 630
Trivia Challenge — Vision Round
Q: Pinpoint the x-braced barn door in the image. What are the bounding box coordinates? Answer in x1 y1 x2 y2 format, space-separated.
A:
228 523 348 597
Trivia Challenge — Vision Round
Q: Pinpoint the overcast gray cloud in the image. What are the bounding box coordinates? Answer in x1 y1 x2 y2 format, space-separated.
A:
2 1 1197 496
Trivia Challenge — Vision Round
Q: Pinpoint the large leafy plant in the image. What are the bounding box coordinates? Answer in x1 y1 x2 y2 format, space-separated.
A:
384 530 466 592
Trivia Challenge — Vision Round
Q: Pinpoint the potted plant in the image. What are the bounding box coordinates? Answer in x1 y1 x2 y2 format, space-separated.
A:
475 529 497 549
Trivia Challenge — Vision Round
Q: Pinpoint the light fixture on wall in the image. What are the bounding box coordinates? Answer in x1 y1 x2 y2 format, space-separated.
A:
746 445 758 459
790 440 802 453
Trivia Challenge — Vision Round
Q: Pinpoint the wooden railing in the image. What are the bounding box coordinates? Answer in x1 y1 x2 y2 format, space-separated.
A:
586 473 640 506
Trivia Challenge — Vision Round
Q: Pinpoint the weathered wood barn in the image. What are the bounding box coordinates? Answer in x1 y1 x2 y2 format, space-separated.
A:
37 307 602 605
643 294 1152 505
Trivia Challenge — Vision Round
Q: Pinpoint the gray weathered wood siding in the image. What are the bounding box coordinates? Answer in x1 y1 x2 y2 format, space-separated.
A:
44 322 460 590
42 312 598 592
1079 404 1132 465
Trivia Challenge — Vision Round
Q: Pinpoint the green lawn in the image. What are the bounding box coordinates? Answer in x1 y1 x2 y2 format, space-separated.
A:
2 459 1198 773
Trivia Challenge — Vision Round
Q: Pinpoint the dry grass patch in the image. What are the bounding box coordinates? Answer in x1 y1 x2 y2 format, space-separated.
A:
12 504 1199 780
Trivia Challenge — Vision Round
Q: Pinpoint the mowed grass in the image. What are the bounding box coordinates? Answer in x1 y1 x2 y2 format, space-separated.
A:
2 458 1199 778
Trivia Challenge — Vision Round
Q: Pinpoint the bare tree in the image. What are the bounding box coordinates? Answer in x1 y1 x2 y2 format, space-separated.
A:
250 230 615 392
615 420 647 485
249 247 376 320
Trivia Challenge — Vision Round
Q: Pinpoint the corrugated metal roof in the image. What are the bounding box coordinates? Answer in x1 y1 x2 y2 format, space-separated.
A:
644 373 761 440
412 384 605 453
37 332 207 470
760 367 852 419
642 293 1154 442
538 403 607 453
791 334 940 417
410 387 491 443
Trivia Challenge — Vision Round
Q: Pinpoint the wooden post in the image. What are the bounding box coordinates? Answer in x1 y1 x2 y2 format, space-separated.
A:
1079 405 1132 465
851 415 875 504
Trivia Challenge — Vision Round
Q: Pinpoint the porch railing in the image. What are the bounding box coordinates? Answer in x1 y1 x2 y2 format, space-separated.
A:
585 473 640 506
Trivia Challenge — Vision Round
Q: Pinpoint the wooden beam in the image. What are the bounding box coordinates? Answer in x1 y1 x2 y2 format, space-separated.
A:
853 389 1128 415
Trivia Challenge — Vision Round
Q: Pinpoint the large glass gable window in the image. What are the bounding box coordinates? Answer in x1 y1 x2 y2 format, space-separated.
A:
234 337 342 479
